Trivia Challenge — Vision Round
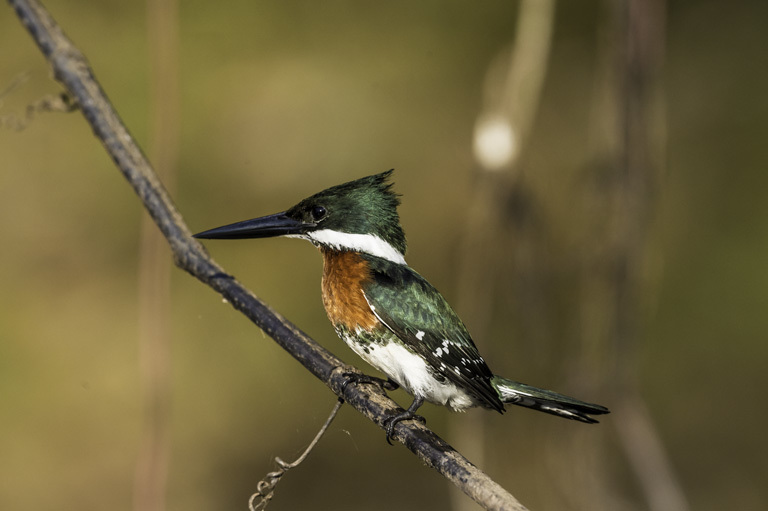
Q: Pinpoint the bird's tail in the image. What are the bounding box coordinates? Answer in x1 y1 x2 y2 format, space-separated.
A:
491 376 609 424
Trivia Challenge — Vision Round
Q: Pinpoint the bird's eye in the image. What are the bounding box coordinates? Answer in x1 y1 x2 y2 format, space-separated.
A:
310 205 327 222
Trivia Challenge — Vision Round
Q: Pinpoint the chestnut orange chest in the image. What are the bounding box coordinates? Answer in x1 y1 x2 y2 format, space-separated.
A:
320 249 379 332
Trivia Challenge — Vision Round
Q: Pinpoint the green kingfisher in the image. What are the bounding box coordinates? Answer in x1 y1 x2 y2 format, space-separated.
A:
194 170 608 440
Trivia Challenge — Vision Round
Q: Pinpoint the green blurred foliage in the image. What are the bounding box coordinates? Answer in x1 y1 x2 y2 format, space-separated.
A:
1 1 767 510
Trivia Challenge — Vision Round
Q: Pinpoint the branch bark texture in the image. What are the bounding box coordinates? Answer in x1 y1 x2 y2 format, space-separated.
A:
8 1 528 510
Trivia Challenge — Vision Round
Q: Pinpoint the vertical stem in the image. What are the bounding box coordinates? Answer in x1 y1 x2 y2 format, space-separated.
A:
454 2 556 510
613 1 688 509
572 0 687 509
134 1 180 511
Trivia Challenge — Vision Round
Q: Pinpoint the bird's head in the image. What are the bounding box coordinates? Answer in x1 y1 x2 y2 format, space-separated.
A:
194 170 407 264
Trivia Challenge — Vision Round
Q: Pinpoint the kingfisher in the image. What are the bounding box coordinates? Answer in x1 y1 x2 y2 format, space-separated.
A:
195 170 608 441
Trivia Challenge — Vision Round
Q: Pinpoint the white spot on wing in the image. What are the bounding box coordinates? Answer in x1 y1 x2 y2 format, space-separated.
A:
415 330 425 341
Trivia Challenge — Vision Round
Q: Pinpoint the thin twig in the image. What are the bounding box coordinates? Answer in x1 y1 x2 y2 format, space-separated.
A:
249 399 344 511
8 1 528 510
0 71 76 131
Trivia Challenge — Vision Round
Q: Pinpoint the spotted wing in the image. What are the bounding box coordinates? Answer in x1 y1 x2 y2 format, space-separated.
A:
361 255 504 412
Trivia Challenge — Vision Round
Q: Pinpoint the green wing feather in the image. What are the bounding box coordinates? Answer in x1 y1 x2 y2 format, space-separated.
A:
361 255 504 412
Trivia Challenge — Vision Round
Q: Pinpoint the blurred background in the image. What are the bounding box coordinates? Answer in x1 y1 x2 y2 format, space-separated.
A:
1 1 767 510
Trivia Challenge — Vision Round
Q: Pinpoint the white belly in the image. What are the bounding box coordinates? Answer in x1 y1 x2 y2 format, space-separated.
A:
342 332 477 411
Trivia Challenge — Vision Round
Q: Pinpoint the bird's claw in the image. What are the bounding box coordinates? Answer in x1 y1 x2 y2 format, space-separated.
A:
384 411 426 445
340 372 399 395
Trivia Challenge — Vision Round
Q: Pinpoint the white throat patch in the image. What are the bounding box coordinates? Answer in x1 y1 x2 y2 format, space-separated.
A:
302 229 406 264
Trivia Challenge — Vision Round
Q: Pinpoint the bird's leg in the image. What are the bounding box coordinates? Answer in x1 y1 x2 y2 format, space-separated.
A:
384 395 426 445
340 371 399 394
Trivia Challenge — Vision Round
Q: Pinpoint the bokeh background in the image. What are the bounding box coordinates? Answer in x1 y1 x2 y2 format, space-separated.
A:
2 1 767 510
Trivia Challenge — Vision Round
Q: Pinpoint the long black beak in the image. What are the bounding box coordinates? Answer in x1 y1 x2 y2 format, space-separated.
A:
193 211 310 240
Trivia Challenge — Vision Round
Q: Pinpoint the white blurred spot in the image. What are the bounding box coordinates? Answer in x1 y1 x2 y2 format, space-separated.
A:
473 114 517 171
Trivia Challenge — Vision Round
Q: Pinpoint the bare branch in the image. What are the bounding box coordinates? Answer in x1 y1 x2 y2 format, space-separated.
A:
8 0 528 509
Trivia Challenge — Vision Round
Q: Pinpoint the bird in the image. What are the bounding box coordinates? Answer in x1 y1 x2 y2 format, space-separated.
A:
194 170 609 441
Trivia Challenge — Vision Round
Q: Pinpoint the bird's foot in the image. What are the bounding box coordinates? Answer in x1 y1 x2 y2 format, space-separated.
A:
384 410 426 445
340 372 399 395
383 395 426 445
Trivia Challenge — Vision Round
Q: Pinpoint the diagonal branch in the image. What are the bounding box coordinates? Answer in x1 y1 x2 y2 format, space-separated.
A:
8 0 527 510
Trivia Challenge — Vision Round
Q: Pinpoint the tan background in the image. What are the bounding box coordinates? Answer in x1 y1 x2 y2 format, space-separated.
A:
1 1 766 510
